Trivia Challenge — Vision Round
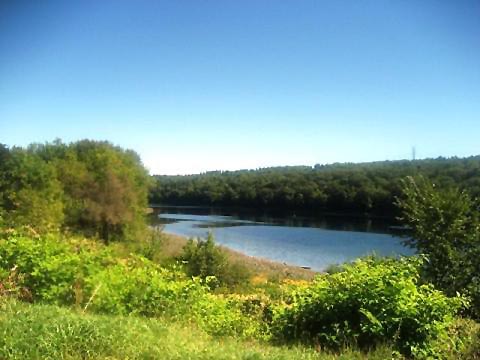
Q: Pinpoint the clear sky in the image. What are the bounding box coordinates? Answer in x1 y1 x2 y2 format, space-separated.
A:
1 1 479 175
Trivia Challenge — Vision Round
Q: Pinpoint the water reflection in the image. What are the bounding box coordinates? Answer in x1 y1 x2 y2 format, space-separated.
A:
151 205 396 234
150 206 413 271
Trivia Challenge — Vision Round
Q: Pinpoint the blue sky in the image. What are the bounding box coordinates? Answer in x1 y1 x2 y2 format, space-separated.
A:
1 1 479 175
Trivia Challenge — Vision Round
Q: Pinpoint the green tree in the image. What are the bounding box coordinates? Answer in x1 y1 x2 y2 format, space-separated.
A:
180 233 250 289
0 147 64 233
181 233 227 285
68 140 151 243
150 156 480 216
0 140 151 243
396 176 480 318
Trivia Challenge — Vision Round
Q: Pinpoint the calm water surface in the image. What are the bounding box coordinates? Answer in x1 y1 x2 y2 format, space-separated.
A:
152 206 413 271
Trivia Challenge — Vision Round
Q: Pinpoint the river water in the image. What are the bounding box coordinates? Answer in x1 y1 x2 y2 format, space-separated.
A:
151 206 413 271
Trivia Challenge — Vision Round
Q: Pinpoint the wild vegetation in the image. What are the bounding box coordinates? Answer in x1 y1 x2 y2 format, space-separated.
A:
1 230 478 359
397 176 480 319
1 140 480 359
150 156 480 217
0 140 150 243
1 298 404 360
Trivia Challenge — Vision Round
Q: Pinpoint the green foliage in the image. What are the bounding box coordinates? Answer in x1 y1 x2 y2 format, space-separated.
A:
0 140 152 242
1 229 479 358
0 148 64 233
35 140 152 243
271 257 466 358
1 299 396 360
86 251 254 336
430 318 480 359
0 231 261 338
0 232 110 304
85 257 203 317
191 292 267 338
135 227 166 262
180 233 251 289
150 156 480 216
461 325 480 359
397 176 480 318
223 260 253 289
84 256 263 338
0 266 30 300
181 233 227 285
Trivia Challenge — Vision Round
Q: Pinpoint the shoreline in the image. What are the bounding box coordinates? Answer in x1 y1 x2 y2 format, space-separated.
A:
149 204 396 221
161 232 316 280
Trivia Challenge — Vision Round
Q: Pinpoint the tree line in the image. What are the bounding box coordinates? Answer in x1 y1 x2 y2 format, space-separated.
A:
0 140 151 243
150 156 480 217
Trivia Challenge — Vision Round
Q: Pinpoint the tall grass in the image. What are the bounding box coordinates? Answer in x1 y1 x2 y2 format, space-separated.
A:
0 299 396 360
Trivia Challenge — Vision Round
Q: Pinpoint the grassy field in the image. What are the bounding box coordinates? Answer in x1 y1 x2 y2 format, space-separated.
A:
0 299 395 360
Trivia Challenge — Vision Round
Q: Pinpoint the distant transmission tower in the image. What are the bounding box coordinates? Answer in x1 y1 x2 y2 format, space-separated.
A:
412 146 416 161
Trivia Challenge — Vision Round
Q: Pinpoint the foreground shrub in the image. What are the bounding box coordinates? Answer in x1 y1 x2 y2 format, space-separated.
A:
85 257 204 317
85 256 264 338
462 328 480 359
0 232 263 338
3 298 390 360
189 292 266 338
430 318 480 359
272 257 466 358
0 232 109 304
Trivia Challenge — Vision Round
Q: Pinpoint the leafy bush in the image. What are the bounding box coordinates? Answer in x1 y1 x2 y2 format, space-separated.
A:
397 176 480 318
0 266 30 300
85 257 205 317
0 231 263 338
271 257 466 358
462 329 480 359
429 318 480 359
85 256 264 338
0 232 111 304
135 227 166 262
190 292 267 338
0 233 81 304
180 233 251 289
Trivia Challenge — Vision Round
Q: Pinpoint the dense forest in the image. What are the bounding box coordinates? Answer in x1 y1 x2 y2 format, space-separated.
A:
150 156 480 217
0 140 151 243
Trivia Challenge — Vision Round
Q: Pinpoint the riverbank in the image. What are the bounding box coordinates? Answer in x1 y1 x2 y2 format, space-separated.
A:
150 207 411 271
160 233 316 281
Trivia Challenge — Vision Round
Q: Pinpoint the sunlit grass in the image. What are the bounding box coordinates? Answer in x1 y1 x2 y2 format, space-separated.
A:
0 299 397 360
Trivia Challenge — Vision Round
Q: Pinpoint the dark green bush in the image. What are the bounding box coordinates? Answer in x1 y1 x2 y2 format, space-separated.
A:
272 257 466 358
222 261 252 289
397 176 480 319
180 233 251 289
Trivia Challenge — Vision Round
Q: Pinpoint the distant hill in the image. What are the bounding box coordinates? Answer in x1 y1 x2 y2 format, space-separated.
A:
150 156 480 217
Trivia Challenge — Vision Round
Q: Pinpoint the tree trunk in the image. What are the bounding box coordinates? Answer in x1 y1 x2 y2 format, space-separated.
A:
101 221 109 245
